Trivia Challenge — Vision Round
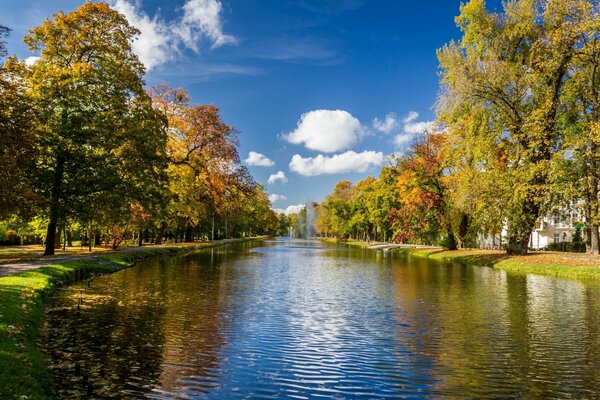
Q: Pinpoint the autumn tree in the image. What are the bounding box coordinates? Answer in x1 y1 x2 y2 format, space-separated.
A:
151 84 256 241
25 3 168 255
0 27 38 218
556 10 600 253
392 132 457 248
438 0 591 254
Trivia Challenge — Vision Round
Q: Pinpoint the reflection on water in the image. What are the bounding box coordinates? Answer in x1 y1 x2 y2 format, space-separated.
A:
40 238 600 398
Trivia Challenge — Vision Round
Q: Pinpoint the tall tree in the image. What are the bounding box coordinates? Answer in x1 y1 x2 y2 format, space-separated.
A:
438 0 590 254
392 132 457 248
557 8 600 253
151 84 252 241
0 27 38 218
25 3 167 255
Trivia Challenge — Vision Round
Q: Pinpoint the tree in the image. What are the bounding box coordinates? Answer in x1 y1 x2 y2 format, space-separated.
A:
0 28 38 218
319 181 355 239
392 132 457 249
151 84 251 241
556 7 600 254
25 3 167 255
438 0 590 254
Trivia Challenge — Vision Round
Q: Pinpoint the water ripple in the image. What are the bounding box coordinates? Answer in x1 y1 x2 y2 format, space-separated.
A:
39 239 600 398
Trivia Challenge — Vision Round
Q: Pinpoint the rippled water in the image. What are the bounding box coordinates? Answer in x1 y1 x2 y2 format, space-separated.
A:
40 238 600 398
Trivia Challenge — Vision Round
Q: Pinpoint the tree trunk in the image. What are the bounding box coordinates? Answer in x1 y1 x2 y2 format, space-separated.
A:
155 221 166 245
54 225 62 249
211 214 215 241
44 155 65 256
446 230 458 250
590 224 600 255
138 229 143 247
185 222 193 242
67 230 73 247
506 199 539 255
458 213 470 249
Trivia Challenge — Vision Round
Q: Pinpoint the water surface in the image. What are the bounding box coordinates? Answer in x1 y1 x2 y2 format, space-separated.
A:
40 239 600 398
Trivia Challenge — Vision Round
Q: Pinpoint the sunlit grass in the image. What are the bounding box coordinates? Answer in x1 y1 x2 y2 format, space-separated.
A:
399 248 600 281
0 260 114 399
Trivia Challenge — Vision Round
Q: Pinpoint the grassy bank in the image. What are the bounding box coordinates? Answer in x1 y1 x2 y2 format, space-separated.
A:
397 248 600 281
0 238 259 399
322 238 600 282
319 237 372 248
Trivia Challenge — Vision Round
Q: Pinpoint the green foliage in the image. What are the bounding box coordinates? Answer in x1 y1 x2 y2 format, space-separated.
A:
438 0 598 254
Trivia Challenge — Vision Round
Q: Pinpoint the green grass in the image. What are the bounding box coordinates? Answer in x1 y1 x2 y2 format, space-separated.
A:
319 238 374 248
396 248 600 282
493 260 600 281
0 237 262 399
0 260 115 399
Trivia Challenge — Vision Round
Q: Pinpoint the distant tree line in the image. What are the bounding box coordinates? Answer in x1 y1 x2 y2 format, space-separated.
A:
0 3 277 255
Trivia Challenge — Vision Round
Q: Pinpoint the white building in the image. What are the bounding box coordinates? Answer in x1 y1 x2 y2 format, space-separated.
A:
478 202 585 250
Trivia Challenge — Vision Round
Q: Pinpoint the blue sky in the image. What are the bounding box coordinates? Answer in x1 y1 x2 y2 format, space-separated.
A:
2 0 502 214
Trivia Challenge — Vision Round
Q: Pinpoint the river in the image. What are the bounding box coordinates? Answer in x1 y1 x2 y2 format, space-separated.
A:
39 238 600 398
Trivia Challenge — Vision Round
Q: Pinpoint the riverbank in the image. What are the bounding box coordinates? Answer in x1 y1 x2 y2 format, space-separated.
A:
323 238 600 281
398 248 600 281
0 238 260 399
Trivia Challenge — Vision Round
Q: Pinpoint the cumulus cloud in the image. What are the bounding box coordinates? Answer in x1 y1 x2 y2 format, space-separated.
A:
111 0 235 70
372 112 399 134
245 151 275 167
268 171 288 185
284 109 365 153
24 56 40 66
273 204 305 216
390 111 437 148
289 150 384 176
268 194 287 203
393 133 414 147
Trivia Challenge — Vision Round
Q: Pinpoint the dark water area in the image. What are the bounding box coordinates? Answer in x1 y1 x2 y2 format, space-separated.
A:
39 238 600 398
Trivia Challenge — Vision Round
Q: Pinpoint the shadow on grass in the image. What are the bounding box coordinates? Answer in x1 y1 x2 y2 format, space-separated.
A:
0 260 114 399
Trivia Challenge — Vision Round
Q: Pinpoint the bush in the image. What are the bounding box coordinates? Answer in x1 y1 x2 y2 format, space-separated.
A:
546 242 586 253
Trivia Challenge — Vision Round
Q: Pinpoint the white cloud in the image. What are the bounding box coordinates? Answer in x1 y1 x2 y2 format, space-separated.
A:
273 204 305 215
268 171 288 185
372 112 398 134
391 111 436 148
404 120 436 135
393 134 414 146
178 0 236 49
402 111 435 134
268 194 287 203
403 111 419 124
24 56 40 66
289 150 384 176
245 151 274 167
111 0 235 70
284 109 365 153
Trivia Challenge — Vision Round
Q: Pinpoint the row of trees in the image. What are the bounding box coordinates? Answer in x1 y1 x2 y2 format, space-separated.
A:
315 0 600 255
0 3 277 255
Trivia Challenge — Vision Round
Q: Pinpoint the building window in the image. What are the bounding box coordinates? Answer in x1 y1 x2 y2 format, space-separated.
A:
554 233 560 243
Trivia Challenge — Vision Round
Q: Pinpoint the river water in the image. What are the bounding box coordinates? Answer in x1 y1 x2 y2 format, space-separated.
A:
39 238 600 398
